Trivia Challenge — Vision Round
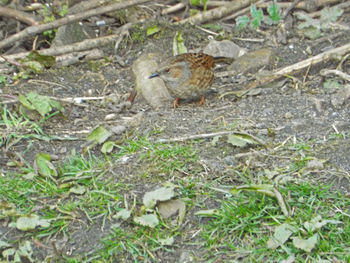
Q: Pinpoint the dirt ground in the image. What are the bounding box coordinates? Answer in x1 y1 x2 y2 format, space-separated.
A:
1 7 350 262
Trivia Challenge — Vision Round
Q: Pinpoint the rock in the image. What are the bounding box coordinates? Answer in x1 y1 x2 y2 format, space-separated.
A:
203 40 244 59
110 125 126 135
331 84 350 108
227 48 274 74
306 159 324 170
132 53 173 109
52 22 95 46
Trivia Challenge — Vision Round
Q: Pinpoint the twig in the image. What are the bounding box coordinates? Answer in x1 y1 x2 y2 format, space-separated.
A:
282 0 302 19
247 42 350 90
178 0 251 25
0 0 149 49
157 130 265 145
161 2 185 15
0 6 39 26
320 69 350 82
0 23 132 63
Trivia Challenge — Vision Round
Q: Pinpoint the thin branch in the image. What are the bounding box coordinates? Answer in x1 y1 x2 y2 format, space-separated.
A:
0 23 132 63
0 0 149 49
178 0 251 24
247 43 350 90
157 130 265 145
0 6 39 26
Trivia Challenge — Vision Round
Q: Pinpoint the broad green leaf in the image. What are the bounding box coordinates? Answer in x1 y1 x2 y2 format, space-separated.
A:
18 94 35 110
236 15 250 29
267 223 297 249
69 185 86 195
172 31 187 56
292 234 318 252
143 186 175 209
190 0 200 6
16 214 50 231
22 61 44 73
87 126 111 144
321 6 343 28
146 25 160 36
114 209 131 221
304 215 342 232
101 141 115 153
35 153 57 177
26 51 55 68
267 1 280 23
26 92 51 116
49 99 65 114
250 4 263 29
323 79 342 89
227 133 261 147
134 214 159 228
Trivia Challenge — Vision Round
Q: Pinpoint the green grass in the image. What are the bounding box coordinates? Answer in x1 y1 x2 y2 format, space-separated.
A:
1 114 349 262
198 182 350 262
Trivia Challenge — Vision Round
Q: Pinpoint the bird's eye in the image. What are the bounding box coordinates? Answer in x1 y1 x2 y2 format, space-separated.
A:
165 68 170 73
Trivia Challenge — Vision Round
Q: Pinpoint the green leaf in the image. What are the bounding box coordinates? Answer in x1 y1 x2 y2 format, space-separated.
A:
87 126 112 144
26 51 56 68
146 25 160 36
35 153 57 178
190 0 200 6
304 215 343 232
49 99 65 114
16 214 50 231
227 133 260 147
250 4 264 29
172 31 187 56
69 185 86 195
267 223 298 249
267 1 280 24
134 214 159 228
18 94 35 110
143 186 176 209
19 92 63 117
236 15 250 29
323 79 342 89
101 141 115 153
292 234 318 252
321 6 343 25
22 61 44 73
114 209 132 221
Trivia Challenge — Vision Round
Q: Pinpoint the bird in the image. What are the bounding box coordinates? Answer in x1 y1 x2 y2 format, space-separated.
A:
149 53 215 107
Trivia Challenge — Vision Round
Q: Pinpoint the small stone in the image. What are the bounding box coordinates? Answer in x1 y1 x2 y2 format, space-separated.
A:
110 125 126 135
331 84 350 108
204 40 243 59
306 159 324 170
227 48 274 74
285 112 293 119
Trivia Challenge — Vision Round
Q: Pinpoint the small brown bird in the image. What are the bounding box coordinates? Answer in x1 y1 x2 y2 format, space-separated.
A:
149 53 215 107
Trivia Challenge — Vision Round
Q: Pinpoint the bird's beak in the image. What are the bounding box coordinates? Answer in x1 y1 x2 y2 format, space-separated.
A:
149 72 160 79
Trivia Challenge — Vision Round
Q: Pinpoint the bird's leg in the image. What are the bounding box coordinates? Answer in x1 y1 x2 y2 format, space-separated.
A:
198 95 205 105
173 98 180 108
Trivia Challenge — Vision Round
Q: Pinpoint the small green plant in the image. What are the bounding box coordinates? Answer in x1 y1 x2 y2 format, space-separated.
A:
236 1 281 29
190 0 209 11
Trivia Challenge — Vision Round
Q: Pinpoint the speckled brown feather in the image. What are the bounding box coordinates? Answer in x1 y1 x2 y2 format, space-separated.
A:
151 53 215 102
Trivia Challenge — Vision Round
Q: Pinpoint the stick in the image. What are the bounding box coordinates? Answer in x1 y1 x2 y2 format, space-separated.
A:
0 23 132 63
0 0 149 49
157 130 265 145
178 0 251 24
0 6 39 26
247 42 350 90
